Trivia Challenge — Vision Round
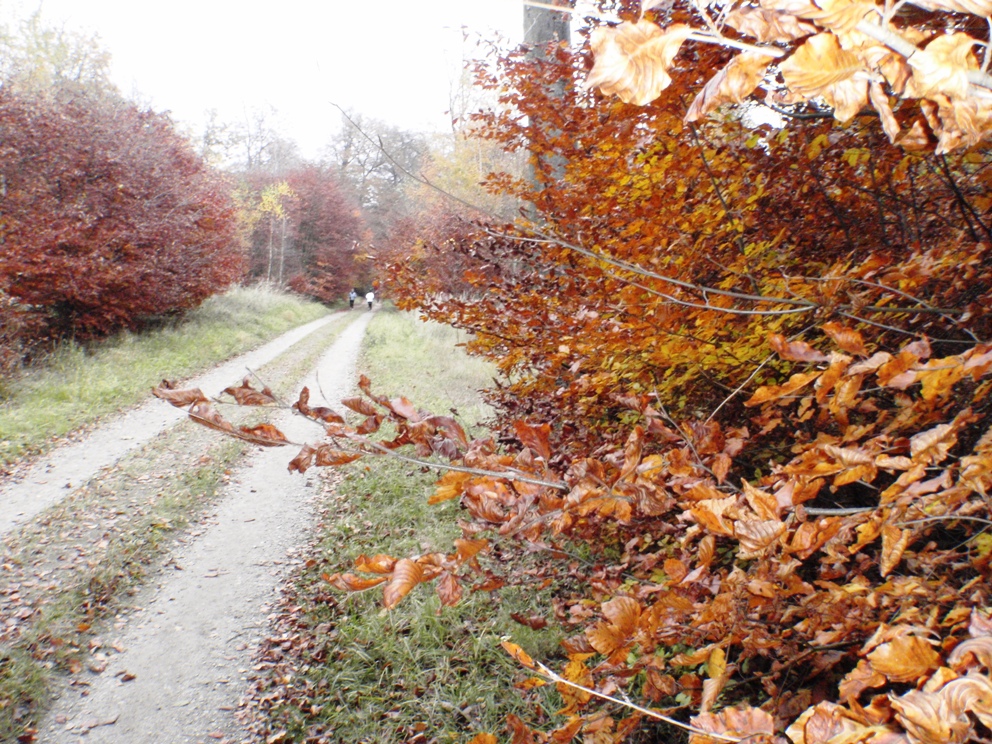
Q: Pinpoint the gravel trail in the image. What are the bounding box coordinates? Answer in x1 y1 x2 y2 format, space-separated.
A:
35 311 372 743
0 314 338 537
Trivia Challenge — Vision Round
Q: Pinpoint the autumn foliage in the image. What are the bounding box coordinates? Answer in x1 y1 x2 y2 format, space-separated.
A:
160 2 992 741
236 166 365 303
0 88 243 352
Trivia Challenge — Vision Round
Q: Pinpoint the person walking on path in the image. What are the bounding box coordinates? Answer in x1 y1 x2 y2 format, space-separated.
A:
349 289 357 309
366 290 374 310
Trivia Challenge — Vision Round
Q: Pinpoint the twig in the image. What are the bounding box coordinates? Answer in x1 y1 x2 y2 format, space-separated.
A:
529 659 744 742
706 353 774 424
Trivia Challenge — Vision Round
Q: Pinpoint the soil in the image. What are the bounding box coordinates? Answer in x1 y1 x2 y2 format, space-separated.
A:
11 311 372 744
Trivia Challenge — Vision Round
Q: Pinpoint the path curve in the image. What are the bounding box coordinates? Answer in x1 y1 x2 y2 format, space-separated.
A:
0 313 338 537
38 311 372 743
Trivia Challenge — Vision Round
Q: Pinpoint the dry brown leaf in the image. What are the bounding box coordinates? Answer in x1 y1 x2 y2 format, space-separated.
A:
870 81 901 142
686 51 776 122
890 689 973 744
382 558 424 609
467 734 499 744
880 524 912 577
313 445 361 466
868 634 940 683
238 423 289 447
454 538 489 563
429 470 472 505
910 423 959 466
796 0 878 34
745 370 822 406
939 674 992 729
780 33 869 121
735 518 787 558
602 596 641 635
724 6 817 41
785 700 873 744
908 32 980 100
767 332 830 362
822 443 878 486
947 637 992 672
436 571 463 607
821 321 867 355
222 377 276 406
323 572 389 591
839 659 887 701
152 382 208 408
690 496 738 536
187 402 235 436
353 553 397 574
501 641 537 670
587 21 693 105
587 620 629 654
690 706 775 744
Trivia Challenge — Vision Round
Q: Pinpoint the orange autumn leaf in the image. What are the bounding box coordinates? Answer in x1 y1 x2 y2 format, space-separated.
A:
382 558 424 609
501 641 537 670
821 322 867 355
436 571 463 606
323 572 389 592
867 634 941 683
429 470 472 504
767 333 829 363
353 553 397 574
744 371 822 406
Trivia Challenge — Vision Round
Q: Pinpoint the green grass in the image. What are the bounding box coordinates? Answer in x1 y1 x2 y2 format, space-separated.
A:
252 308 567 742
0 285 330 469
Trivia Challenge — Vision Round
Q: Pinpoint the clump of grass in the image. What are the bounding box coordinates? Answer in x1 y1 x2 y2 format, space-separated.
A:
251 311 567 742
0 285 329 468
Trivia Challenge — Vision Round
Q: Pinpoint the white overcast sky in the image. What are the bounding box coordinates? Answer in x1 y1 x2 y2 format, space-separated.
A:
1 0 525 158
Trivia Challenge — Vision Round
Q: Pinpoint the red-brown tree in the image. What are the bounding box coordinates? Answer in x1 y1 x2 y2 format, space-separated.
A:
0 88 243 341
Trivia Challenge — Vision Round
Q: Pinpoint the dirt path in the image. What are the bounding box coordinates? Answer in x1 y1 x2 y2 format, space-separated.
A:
0 314 338 536
35 312 372 743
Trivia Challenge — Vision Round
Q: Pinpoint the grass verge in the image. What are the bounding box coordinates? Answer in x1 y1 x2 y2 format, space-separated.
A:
0 285 330 470
0 311 354 741
249 309 567 743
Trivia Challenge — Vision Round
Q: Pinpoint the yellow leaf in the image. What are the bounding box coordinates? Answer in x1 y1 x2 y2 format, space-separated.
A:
708 647 727 679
